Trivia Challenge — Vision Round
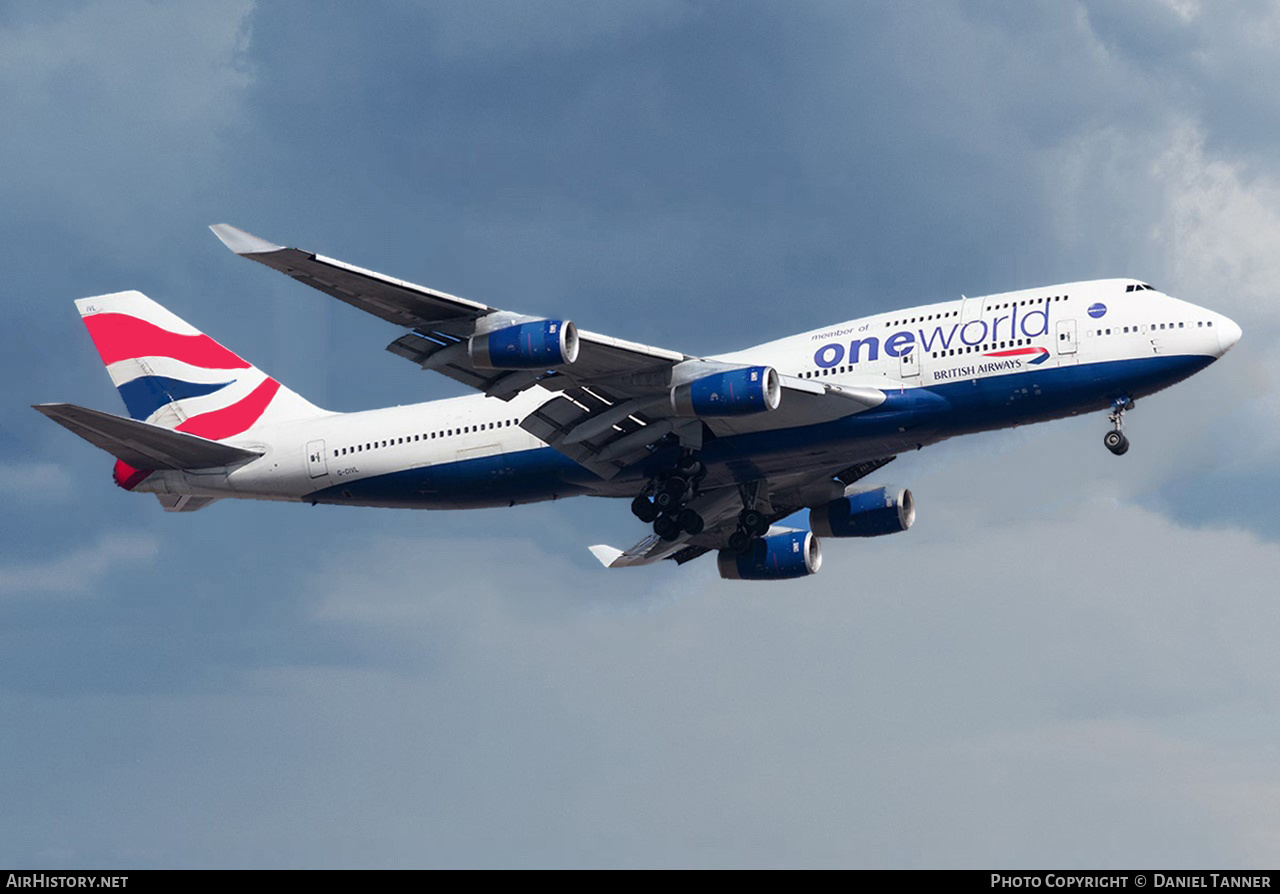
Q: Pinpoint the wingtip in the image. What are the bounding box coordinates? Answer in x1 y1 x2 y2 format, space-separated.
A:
588 544 625 568
209 223 282 255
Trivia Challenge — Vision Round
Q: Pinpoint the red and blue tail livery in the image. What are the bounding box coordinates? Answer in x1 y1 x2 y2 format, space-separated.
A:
34 225 1241 577
75 291 322 440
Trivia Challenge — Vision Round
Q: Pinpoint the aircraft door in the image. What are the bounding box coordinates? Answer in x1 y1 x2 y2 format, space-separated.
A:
900 343 919 377
960 296 984 324
306 439 329 478
1056 320 1077 355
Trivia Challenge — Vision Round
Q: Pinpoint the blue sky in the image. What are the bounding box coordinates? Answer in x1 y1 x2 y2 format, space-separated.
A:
5 0 1280 868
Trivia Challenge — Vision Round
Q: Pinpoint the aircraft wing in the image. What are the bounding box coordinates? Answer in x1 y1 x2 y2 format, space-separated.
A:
211 224 886 478
591 456 897 568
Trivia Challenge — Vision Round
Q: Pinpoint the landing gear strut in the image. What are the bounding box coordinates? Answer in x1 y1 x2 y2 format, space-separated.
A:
727 482 771 555
1104 396 1134 456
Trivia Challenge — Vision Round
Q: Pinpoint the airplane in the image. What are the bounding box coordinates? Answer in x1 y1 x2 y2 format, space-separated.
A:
34 224 1242 581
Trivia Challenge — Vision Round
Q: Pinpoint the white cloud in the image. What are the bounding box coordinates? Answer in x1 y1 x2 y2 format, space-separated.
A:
1151 123 1280 314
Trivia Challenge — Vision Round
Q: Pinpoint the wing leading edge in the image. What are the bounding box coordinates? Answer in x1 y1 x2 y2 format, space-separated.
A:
210 224 887 478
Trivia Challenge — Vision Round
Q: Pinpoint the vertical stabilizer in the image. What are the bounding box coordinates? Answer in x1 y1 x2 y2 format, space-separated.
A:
75 290 327 439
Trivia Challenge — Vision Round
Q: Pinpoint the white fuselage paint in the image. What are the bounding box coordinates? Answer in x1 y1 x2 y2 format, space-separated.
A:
134 279 1240 509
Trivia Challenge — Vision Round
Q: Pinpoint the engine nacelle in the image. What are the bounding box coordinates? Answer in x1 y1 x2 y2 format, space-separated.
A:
470 320 579 369
671 365 781 417
809 486 915 538
717 530 822 581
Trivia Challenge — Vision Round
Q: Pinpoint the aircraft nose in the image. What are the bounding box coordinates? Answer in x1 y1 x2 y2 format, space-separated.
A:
1217 315 1242 354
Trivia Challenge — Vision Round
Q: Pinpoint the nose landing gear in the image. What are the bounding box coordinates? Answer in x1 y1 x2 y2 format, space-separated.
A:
1104 396 1134 456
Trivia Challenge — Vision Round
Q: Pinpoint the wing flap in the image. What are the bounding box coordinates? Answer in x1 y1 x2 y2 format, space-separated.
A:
33 403 261 470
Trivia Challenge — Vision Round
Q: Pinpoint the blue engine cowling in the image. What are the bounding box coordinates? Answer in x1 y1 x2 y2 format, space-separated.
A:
717 530 823 581
809 486 915 538
470 320 579 369
671 366 781 417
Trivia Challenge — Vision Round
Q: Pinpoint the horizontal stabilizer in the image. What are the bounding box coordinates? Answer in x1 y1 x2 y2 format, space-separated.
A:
33 403 261 470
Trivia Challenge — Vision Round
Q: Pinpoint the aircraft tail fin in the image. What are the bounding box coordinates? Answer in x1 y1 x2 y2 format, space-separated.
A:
74 290 328 439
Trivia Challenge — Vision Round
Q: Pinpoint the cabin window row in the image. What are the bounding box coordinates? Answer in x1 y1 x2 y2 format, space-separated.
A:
883 310 958 327
930 338 1037 359
984 295 1067 312
332 419 518 457
881 295 1067 329
1086 320 1213 338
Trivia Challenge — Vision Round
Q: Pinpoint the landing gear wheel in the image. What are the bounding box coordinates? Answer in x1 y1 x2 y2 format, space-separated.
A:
727 529 753 555
739 508 769 536
1104 395 1134 456
654 514 681 541
631 494 659 523
655 476 689 511
676 507 705 535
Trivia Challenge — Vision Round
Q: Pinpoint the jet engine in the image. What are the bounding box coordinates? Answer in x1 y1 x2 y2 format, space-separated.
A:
671 365 781 417
809 486 914 538
470 320 579 369
717 530 822 581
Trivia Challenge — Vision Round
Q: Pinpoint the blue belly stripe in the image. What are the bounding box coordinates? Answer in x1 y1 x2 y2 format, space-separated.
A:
308 353 1216 509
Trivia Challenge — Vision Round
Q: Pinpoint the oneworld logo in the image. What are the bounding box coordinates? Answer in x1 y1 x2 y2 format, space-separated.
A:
812 304 1050 369
1087 302 1107 319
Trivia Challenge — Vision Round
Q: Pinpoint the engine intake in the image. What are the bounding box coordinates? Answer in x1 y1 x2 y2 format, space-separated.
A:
470 320 579 369
671 366 780 417
809 486 914 538
717 530 822 581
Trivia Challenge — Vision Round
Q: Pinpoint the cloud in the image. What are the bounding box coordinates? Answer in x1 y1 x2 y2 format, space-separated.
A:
0 463 72 500
0 533 157 599
425 0 696 61
1151 124 1280 315
0 0 254 246
9 484 1279 867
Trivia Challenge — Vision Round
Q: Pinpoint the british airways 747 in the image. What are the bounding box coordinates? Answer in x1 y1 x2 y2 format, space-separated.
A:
34 225 1241 581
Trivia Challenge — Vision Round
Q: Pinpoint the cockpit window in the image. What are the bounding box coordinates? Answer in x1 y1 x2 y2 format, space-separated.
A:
1125 283 1157 292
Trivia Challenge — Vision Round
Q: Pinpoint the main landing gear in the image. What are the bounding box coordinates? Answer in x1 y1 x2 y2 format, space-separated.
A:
1104 396 1134 456
631 452 706 541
